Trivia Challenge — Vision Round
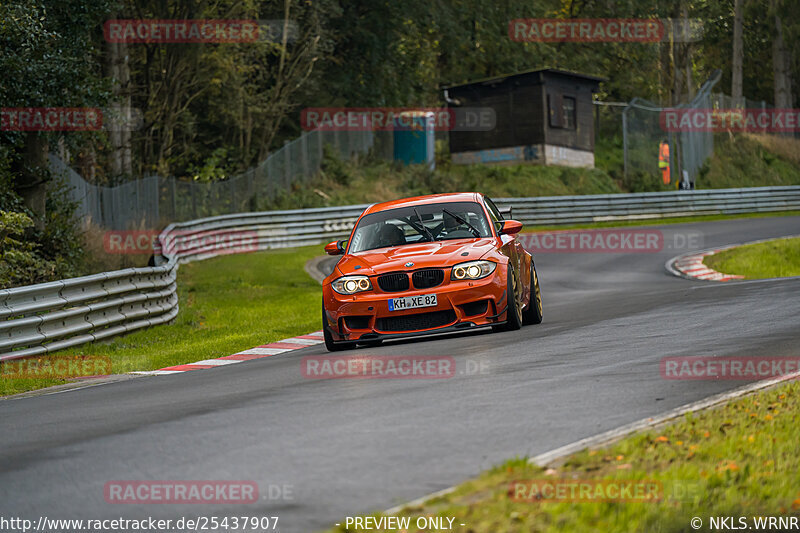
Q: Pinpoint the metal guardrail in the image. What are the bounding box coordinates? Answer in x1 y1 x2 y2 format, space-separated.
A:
0 205 374 361
495 186 800 226
3 186 800 361
0 266 178 361
154 204 371 263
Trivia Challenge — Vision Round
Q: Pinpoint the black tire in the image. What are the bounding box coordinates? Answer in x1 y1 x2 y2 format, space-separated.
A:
494 265 522 332
323 304 354 352
522 261 543 325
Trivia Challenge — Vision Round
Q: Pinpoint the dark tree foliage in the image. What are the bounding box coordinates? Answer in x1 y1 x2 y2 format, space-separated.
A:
0 0 797 287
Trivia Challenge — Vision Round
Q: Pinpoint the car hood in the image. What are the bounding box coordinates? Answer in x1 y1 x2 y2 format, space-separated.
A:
335 239 496 276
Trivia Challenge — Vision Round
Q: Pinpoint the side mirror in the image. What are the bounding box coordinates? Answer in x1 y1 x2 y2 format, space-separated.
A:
499 220 523 235
324 240 345 255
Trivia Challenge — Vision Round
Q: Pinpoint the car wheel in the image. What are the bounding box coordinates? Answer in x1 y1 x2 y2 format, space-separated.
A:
322 304 354 352
495 265 522 332
522 261 543 325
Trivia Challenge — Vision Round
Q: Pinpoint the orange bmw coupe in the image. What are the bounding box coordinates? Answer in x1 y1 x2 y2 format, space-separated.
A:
321 193 543 351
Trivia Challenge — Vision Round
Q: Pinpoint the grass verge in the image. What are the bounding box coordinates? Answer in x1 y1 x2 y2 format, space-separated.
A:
704 236 800 279
260 152 623 211
3 211 798 397
0 245 323 396
699 133 800 189
258 132 800 212
328 380 800 532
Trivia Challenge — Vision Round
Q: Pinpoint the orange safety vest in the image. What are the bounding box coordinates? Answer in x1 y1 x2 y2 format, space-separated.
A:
658 142 670 168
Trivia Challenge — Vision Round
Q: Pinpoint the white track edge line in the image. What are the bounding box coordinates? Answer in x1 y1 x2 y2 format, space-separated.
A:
665 233 800 281
382 370 800 517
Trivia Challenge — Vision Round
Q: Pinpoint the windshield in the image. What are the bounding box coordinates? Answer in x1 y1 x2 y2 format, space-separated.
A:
349 201 492 253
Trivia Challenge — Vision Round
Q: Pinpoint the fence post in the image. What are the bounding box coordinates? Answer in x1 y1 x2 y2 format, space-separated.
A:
138 178 144 229
248 168 255 209
622 106 629 180
267 154 274 199
170 178 177 220
191 182 197 219
301 133 309 179
284 141 291 187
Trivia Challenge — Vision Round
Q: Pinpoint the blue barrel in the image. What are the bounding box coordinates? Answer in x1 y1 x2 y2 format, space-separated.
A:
393 111 435 168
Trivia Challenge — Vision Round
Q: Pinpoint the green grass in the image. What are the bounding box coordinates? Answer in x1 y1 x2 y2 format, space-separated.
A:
4 211 800 397
261 149 624 211
327 381 800 532
259 132 800 213
704 236 800 279
699 134 800 189
0 245 323 396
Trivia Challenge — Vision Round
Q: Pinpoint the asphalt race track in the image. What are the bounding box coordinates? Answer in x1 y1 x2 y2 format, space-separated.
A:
1 216 799 532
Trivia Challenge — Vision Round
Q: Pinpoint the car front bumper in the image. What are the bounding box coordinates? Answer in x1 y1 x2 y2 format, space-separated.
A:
322 268 508 344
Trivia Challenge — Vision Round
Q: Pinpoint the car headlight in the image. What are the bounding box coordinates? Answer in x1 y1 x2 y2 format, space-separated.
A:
451 260 496 280
332 275 372 295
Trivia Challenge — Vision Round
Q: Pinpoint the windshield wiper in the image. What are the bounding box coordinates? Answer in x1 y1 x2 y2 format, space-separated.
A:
413 207 436 242
442 208 480 237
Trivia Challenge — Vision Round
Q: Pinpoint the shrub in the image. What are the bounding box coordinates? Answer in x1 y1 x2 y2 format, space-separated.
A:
0 210 58 288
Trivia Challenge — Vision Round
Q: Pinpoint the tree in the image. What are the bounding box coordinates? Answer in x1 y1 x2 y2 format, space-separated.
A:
770 0 793 109
731 0 744 104
111 0 335 178
106 22 133 181
0 0 111 227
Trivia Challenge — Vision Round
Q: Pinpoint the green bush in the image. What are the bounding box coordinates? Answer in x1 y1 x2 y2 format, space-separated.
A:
320 145 353 186
0 211 58 288
36 177 85 279
624 170 670 193
0 177 86 288
699 134 800 188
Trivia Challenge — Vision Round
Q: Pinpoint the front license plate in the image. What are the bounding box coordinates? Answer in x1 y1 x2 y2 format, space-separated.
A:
388 294 437 311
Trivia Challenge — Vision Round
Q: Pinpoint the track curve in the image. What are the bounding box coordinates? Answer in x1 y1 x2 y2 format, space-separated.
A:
1 215 799 532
